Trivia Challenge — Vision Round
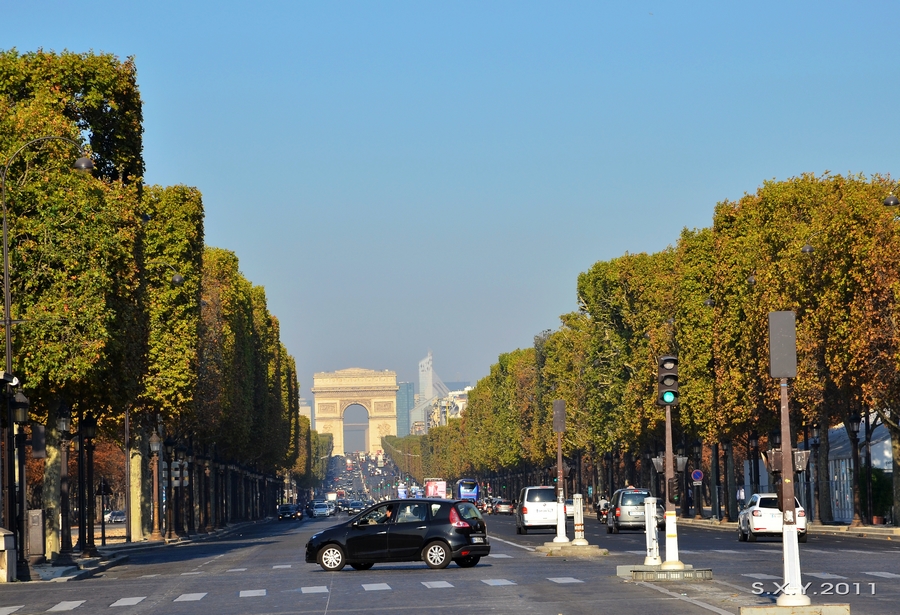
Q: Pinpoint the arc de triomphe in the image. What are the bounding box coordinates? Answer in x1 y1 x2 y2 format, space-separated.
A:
311 368 399 456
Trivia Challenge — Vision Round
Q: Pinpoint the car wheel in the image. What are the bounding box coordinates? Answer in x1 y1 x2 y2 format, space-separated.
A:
798 533 807 544
317 545 346 571
350 562 374 570
611 521 619 534
423 541 451 569
747 529 757 542
738 524 747 542
455 555 480 568
515 524 521 534
521 525 528 535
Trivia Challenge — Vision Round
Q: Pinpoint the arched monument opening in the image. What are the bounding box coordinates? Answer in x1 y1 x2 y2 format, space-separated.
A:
312 368 398 456
342 404 369 455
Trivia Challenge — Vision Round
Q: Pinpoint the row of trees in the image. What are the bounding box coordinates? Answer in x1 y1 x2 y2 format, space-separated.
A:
391 173 900 522
2 49 317 555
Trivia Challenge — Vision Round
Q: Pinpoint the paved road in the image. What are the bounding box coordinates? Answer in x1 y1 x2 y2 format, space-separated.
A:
0 511 896 614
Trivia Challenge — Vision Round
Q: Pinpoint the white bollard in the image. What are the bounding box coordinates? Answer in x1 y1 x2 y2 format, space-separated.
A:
572 494 588 546
643 497 661 565
660 510 684 570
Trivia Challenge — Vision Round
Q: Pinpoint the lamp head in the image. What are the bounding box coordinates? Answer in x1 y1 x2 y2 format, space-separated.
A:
82 411 97 438
57 399 72 432
73 156 94 174
149 431 161 453
801 243 814 254
848 412 861 436
12 391 30 425
810 422 820 441
884 193 900 208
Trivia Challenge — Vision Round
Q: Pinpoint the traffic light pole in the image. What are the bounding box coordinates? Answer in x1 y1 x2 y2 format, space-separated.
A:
661 403 683 570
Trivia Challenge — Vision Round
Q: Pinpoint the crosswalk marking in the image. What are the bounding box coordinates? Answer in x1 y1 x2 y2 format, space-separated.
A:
239 590 266 597
111 597 146 607
422 581 454 588
806 573 846 579
362 583 391 591
227 568 246 572
487 554 512 558
0 607 23 615
47 602 85 612
482 579 516 586
301 586 329 594
272 565 291 569
174 593 207 602
864 572 900 578
139 574 159 578
548 577 583 584
711 549 740 554
181 572 202 576
742 573 781 580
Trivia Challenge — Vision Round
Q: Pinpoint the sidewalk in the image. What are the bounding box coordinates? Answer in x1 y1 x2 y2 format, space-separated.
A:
23 518 274 583
675 511 900 540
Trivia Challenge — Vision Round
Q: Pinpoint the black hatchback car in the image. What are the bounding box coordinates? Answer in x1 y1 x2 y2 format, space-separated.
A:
305 498 490 571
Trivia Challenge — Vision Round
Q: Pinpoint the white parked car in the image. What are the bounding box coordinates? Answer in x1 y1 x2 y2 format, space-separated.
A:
737 493 807 543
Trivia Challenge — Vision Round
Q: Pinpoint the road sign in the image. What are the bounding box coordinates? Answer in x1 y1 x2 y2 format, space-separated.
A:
691 469 703 483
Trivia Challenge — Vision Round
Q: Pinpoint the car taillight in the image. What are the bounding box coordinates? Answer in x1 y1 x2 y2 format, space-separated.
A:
449 507 470 528
521 506 528 515
752 510 762 517
615 507 621 518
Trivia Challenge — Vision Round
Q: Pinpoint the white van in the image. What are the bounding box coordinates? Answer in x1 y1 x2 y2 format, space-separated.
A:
515 486 559 534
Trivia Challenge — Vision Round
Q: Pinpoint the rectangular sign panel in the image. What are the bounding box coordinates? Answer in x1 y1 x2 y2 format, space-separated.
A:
553 399 566 433
769 311 797 378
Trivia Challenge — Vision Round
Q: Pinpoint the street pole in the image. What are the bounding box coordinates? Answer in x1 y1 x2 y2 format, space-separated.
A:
552 400 569 544
661 403 683 570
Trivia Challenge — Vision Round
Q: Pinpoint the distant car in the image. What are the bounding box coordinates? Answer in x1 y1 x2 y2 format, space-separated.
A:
305 498 490 571
348 500 364 514
606 488 664 533
564 499 575 518
312 502 330 518
278 504 299 520
105 510 125 523
493 499 513 515
738 493 807 543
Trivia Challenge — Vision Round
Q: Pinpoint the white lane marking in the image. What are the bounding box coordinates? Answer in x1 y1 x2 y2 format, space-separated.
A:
548 577 583 584
362 583 391 591
845 550 875 554
174 593 207 602
0 608 23 615
627 550 646 555
711 549 740 554
239 590 266 597
742 573 781 580
139 574 159 578
111 597 146 607
864 571 900 578
488 536 536 552
805 573 847 579
181 572 202 576
487 554 512 558
226 568 247 572
301 586 329 594
47 602 85 612
422 581 454 588
273 565 291 569
482 579 516 586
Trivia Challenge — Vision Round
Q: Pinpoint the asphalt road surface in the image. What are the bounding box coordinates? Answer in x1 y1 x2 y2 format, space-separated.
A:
0 511 896 614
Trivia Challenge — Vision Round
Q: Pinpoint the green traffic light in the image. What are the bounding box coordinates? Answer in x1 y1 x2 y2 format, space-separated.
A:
662 391 676 404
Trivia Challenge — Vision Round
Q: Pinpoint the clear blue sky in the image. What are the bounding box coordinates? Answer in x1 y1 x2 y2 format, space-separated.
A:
5 2 900 399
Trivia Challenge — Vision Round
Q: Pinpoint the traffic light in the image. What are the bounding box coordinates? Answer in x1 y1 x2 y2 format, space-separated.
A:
657 355 679 406
667 476 682 505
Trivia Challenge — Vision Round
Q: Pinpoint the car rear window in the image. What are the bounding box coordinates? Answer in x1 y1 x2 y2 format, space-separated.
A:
526 488 557 503
621 491 651 506
457 502 483 520
759 497 779 509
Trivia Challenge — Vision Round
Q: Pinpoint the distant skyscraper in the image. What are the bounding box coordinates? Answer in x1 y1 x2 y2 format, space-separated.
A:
396 382 415 437
419 352 434 400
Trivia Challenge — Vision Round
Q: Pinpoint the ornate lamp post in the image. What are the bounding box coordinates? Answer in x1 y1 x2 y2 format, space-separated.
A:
81 411 99 557
54 401 77 565
692 440 703 519
10 389 30 576
149 432 163 540
748 431 760 494
175 444 186 536
848 412 863 527
164 437 177 541
676 441 688 517
1 137 92 579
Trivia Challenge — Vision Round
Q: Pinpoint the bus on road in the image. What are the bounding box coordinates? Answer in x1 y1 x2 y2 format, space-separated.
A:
455 478 479 502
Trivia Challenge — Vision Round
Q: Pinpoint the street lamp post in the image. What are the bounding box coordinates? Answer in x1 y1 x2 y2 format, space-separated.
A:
149 432 163 541
164 438 177 541
10 390 30 577
692 440 703 519
1 136 92 578
175 444 186 536
54 401 77 566
749 431 759 494
848 413 863 527
81 411 99 557
810 423 820 524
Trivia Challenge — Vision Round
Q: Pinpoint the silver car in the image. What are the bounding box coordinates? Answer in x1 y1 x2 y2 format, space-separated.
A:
606 488 664 533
